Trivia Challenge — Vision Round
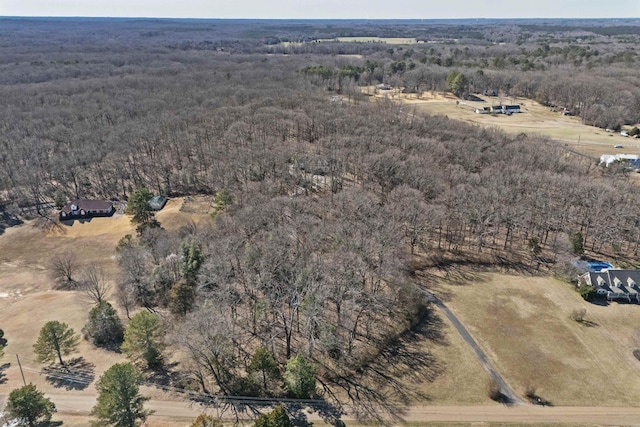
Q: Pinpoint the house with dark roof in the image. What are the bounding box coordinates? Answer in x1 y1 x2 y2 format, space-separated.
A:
59 200 115 221
579 270 640 302
491 105 521 114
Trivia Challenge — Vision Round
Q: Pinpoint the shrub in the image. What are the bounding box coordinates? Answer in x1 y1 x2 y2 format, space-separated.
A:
487 378 502 402
284 355 316 399
570 308 587 323
253 405 293 427
191 414 223 427
578 284 597 301
525 385 537 399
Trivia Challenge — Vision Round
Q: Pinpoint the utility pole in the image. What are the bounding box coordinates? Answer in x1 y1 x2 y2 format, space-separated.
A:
16 354 26 386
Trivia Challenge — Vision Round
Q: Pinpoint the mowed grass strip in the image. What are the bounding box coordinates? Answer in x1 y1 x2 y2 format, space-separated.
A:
440 273 640 406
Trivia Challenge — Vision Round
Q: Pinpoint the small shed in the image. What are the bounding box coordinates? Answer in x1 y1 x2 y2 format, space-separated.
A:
148 195 168 211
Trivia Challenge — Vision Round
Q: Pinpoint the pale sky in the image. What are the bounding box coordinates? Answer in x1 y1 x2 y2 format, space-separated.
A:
2 0 639 19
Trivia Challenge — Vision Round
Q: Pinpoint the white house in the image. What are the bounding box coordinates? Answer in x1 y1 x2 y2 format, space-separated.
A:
599 153 639 167
579 270 640 302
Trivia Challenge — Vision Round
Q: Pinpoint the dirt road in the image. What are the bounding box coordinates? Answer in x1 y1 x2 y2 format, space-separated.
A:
22 393 640 425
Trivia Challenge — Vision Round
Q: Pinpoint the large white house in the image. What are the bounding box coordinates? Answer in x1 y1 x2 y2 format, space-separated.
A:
599 154 639 167
579 270 640 302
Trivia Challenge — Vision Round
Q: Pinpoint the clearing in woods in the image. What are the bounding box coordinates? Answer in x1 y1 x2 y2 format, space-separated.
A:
436 271 640 406
0 197 214 419
331 37 419 44
370 89 640 159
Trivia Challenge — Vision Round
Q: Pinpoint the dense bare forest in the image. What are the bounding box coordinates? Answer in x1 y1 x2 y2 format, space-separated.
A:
2 18 640 412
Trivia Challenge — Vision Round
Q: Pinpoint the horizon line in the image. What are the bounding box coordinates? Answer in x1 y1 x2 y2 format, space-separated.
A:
2 15 639 21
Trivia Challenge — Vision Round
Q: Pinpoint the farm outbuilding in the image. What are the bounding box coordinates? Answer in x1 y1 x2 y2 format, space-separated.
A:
59 200 115 220
148 195 168 211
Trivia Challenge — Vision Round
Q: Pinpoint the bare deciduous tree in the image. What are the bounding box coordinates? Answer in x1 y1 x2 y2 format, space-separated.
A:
79 265 110 305
50 253 79 290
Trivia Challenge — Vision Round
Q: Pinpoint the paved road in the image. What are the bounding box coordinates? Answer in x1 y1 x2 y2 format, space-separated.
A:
34 394 640 425
422 290 524 404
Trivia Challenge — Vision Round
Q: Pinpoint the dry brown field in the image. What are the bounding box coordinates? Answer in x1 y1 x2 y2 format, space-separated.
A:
315 37 420 44
369 88 640 159
0 197 216 426
417 311 491 405
437 272 640 407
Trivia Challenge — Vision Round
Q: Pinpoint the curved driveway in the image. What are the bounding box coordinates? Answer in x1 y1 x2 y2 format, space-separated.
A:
422 290 524 404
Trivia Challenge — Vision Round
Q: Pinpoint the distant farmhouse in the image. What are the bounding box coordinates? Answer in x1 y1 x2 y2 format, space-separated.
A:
59 200 114 221
599 154 640 169
474 105 521 115
490 105 521 114
579 270 640 302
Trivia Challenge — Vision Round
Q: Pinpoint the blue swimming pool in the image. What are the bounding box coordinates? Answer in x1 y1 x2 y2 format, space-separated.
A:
575 260 614 272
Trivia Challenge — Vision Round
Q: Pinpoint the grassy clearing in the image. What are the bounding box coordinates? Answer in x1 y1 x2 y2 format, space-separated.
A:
278 37 418 47
158 196 212 230
0 219 126 313
415 311 492 405
0 196 215 425
438 272 640 406
333 37 419 44
385 90 640 159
